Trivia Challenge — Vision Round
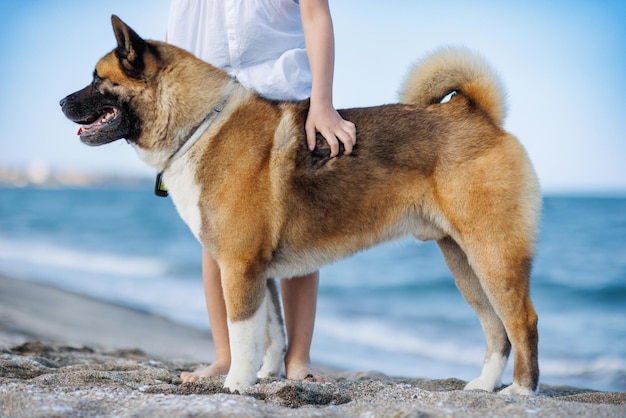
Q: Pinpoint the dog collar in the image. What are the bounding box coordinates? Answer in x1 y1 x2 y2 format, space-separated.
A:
155 80 235 197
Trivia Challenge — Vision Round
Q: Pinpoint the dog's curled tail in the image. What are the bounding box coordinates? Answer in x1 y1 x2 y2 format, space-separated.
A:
399 46 507 126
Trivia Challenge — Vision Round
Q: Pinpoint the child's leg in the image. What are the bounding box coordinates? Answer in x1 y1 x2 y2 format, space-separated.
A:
181 250 231 383
281 272 334 382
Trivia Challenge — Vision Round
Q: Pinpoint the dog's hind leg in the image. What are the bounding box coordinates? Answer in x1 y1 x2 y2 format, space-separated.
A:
258 279 286 379
453 232 539 396
438 237 511 392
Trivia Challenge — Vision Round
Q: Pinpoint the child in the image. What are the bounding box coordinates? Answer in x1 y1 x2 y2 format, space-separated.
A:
167 0 356 382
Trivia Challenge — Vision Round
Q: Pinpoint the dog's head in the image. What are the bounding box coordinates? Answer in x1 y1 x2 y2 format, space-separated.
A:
60 15 232 168
60 16 241 170
60 15 160 146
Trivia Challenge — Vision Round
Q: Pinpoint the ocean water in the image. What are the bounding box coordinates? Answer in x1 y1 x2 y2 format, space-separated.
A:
0 186 624 392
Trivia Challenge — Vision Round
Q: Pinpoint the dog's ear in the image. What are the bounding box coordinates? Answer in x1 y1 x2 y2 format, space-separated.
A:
111 15 146 78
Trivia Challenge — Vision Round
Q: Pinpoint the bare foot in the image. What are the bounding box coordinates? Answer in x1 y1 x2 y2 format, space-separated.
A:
180 361 230 383
285 361 335 383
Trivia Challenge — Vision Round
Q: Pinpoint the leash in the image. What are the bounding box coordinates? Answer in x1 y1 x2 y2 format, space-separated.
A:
155 80 235 197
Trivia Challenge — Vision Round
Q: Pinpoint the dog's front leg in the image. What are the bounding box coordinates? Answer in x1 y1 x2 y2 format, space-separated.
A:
220 262 268 393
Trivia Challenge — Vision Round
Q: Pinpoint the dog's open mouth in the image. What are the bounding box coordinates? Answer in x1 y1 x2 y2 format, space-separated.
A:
77 107 119 136
73 106 129 146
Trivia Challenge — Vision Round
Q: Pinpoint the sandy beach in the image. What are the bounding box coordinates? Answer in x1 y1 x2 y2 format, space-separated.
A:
1 274 624 417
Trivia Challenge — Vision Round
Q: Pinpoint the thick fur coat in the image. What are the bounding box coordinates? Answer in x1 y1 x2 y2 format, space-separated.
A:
60 16 540 395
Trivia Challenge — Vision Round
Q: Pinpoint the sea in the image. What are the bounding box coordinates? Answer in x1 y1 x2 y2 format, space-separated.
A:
0 185 624 392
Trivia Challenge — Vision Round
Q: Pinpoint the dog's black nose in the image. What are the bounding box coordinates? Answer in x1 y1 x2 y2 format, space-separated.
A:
59 97 67 107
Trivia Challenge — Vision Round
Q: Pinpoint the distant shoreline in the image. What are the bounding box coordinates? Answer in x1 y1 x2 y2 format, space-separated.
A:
2 169 625 198
0 167 153 189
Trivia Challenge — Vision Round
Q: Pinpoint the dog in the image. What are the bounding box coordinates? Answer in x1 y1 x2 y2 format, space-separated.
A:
60 15 541 395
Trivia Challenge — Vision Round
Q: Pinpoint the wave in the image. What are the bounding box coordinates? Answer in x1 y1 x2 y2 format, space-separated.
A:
533 279 626 305
314 314 626 391
540 355 626 379
0 237 168 279
314 315 484 366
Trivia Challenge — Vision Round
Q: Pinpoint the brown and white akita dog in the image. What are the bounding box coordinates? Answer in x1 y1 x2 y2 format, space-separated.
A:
60 15 540 395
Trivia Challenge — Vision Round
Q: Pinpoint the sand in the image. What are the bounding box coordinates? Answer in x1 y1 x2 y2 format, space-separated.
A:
0 275 624 417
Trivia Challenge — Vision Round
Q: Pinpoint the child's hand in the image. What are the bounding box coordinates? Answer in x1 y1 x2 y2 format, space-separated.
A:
305 101 356 157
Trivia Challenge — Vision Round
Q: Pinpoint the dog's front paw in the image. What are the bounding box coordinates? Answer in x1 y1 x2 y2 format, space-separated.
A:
464 376 500 392
498 382 536 396
257 364 280 379
223 371 257 393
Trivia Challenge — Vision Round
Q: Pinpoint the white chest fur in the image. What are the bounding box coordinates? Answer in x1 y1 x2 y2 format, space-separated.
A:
162 159 203 241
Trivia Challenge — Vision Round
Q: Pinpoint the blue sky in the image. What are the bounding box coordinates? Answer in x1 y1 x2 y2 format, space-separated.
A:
1 1 624 193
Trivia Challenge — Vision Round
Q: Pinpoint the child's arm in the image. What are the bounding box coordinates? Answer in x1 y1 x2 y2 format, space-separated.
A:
300 0 356 157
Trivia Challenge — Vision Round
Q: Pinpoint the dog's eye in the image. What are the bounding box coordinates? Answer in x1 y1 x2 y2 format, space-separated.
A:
92 73 101 89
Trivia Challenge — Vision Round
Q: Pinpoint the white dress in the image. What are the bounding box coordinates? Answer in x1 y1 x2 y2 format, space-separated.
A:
167 0 311 101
